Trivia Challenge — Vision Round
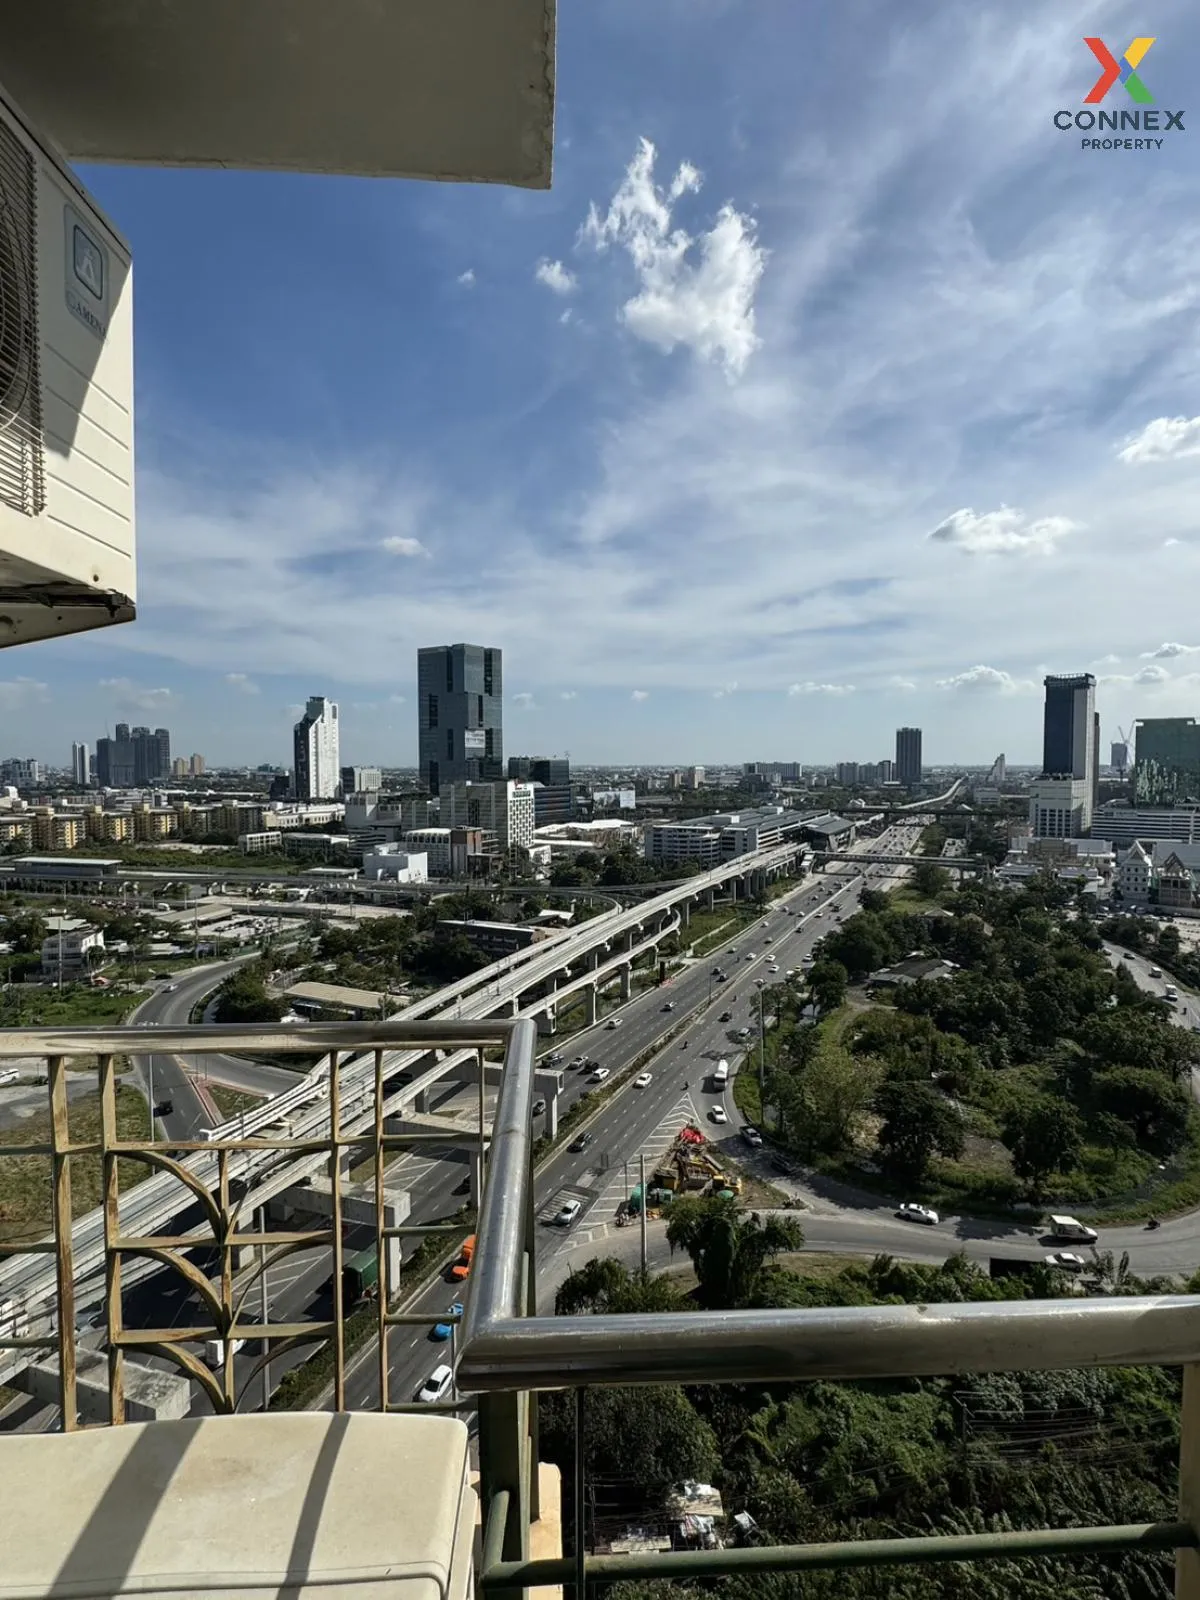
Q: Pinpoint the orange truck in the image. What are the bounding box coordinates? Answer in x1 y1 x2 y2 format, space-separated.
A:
450 1234 476 1282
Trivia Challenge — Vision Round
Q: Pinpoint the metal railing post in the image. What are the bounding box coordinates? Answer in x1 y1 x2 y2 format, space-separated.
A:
47 1054 76 1430
478 1388 531 1600
1179 1363 1200 1598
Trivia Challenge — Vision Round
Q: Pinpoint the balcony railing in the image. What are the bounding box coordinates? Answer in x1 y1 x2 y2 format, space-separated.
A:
1 1015 1200 1597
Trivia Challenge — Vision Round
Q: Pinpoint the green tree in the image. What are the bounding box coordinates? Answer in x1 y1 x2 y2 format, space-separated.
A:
555 1257 686 1316
213 965 286 1024
874 1079 965 1185
912 860 951 899
665 1196 804 1309
1001 1093 1084 1191
6 910 46 954
538 1383 720 1493
807 957 849 1014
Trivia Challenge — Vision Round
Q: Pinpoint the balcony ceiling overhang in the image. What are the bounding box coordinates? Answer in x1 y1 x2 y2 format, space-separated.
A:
4 0 555 186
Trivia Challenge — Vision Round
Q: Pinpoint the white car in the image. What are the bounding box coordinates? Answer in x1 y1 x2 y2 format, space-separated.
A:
1045 1251 1085 1272
745 952 757 961
896 1203 939 1226
590 1066 610 1082
606 1017 622 1029
710 1106 728 1124
553 1199 583 1227
768 963 780 973
634 1072 652 1088
416 1364 454 1403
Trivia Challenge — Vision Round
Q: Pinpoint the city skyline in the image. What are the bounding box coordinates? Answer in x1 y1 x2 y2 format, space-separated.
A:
0 7 1197 762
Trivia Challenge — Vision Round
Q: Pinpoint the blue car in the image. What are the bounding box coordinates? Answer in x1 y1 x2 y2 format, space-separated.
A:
431 1302 464 1341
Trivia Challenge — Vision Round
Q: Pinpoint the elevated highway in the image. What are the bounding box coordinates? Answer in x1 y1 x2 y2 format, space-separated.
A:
0 840 803 1328
815 850 986 874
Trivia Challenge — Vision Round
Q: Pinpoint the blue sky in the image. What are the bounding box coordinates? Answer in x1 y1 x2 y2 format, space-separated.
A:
9 0 1200 770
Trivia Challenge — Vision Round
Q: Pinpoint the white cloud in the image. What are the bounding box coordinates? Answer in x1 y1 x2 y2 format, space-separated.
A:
927 506 1075 557
886 676 917 692
534 258 577 296
936 665 1033 695
1142 642 1200 660
580 137 765 378
224 672 260 695
787 681 855 696
1118 416 1200 464
381 535 428 557
631 689 650 701
512 692 536 709
559 690 578 701
712 681 739 699
0 677 49 709
456 269 476 287
1102 664 1173 687
100 677 178 711
389 694 407 705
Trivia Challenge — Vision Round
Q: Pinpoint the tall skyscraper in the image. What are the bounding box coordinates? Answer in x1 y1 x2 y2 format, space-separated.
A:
895 727 923 787
1041 674 1096 784
417 643 503 796
293 696 341 800
71 742 89 787
1030 673 1097 838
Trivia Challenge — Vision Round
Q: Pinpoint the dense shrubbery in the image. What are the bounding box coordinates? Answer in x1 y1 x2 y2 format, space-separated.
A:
764 878 1199 1202
549 1232 1182 1600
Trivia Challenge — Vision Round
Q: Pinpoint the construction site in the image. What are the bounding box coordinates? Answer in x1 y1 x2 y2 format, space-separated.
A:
621 1126 743 1219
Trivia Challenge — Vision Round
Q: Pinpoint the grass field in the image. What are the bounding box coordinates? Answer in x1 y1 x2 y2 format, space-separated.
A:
208 1085 264 1120
0 985 149 1031
0 1086 150 1246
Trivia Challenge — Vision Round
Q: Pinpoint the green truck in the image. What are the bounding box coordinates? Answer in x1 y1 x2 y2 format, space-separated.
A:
342 1248 379 1306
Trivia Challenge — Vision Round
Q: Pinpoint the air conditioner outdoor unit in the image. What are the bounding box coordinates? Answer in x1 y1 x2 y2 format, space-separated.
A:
0 81 134 649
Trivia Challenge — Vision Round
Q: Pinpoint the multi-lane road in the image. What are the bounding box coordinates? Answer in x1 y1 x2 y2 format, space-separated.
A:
338 828 922 1409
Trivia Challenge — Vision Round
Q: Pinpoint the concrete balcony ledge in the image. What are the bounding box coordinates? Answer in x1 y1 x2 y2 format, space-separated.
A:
1 1413 476 1600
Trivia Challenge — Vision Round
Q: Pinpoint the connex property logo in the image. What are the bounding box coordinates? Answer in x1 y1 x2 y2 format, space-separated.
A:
1054 36 1185 150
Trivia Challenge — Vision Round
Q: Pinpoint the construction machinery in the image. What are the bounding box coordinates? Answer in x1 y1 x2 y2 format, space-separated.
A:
651 1125 743 1199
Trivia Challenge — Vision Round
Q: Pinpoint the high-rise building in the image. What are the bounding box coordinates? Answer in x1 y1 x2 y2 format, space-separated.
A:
895 728 923 787
71 742 89 787
1041 674 1096 784
417 643 503 796
1031 673 1097 837
508 756 572 824
1133 718 1200 807
95 731 135 787
293 696 341 800
189 754 205 776
341 765 382 795
442 778 534 853
1111 741 1130 776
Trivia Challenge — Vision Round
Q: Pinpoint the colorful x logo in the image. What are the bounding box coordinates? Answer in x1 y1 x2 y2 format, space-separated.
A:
1083 37 1155 104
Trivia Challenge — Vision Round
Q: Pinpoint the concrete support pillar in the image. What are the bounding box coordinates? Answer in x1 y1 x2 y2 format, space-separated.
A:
704 888 715 910
414 1086 432 1114
544 1094 558 1140
584 983 598 1025
535 1006 557 1036
680 900 691 928
620 964 632 1002
469 1150 484 1206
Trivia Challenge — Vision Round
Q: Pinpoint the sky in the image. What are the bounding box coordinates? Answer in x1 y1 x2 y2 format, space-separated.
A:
8 0 1200 770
